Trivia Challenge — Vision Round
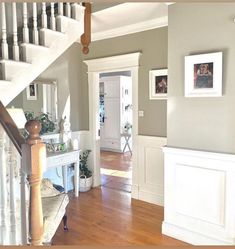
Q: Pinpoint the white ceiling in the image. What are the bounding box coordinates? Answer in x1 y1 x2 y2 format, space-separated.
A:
91 3 168 41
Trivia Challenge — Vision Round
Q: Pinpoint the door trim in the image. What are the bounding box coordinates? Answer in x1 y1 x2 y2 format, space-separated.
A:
84 52 141 198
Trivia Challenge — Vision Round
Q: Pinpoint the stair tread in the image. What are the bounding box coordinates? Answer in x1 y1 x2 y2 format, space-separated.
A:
56 15 82 24
40 28 66 36
0 59 31 66
0 80 11 85
21 43 49 50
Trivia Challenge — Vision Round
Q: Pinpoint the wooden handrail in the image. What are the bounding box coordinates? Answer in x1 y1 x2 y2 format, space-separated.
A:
0 101 25 155
81 2 91 54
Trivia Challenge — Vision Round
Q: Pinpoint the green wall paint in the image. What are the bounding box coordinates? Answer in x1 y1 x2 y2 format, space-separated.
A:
168 3 235 153
82 27 168 136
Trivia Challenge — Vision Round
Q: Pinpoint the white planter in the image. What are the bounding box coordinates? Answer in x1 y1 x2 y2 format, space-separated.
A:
79 176 92 192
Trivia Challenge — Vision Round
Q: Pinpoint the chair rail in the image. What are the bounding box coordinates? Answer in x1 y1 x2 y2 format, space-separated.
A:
0 101 25 155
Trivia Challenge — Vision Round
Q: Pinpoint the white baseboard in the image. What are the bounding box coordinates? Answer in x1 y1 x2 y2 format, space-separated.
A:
139 190 164 206
162 222 233 245
131 184 139 199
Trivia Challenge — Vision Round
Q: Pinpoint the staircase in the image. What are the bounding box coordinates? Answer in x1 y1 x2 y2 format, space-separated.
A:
0 2 86 246
0 2 85 106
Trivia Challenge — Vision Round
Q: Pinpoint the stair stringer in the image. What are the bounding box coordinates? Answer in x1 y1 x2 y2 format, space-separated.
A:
0 15 84 106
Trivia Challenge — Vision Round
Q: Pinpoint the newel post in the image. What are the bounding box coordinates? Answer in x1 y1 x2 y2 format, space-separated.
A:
22 120 45 245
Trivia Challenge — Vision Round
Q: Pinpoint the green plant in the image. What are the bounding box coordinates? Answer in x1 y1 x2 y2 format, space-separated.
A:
79 150 92 178
123 121 132 131
24 111 55 135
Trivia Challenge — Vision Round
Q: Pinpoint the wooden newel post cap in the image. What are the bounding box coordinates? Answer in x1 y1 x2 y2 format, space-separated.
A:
83 46 89 54
25 120 42 145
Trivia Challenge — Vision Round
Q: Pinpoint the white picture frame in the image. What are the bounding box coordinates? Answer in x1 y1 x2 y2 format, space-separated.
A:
149 69 168 99
185 52 222 97
26 83 37 100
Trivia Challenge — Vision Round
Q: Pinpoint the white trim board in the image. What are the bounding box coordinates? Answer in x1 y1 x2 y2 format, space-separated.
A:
91 16 168 41
84 53 141 192
90 2 168 42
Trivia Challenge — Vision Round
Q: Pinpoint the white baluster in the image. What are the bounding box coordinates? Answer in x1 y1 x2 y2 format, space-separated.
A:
6 139 17 244
50 3 56 31
71 3 75 19
66 3 71 18
41 2 47 29
32 3 39 45
71 3 84 21
20 170 28 245
23 3 29 43
58 3 63 16
12 2 19 61
0 127 8 244
1 2 9 60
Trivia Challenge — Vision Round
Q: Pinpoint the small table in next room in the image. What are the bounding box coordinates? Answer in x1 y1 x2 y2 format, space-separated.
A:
46 149 81 197
121 133 132 155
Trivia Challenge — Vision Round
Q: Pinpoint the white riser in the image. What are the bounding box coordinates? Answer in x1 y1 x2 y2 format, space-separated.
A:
39 28 66 47
0 7 85 105
21 43 49 63
0 60 31 81
0 80 11 86
56 15 82 33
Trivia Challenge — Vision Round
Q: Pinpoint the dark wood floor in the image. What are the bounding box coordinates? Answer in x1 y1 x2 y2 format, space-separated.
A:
52 151 188 245
100 151 132 192
52 187 188 246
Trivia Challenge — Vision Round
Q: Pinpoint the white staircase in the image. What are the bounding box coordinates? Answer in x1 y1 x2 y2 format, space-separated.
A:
0 2 85 106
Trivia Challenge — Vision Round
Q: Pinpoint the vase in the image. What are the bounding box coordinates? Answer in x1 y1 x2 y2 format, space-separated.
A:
79 175 92 192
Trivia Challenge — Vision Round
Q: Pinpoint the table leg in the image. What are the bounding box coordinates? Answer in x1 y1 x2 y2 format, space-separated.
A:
123 136 128 153
126 136 132 155
62 165 68 193
74 162 79 197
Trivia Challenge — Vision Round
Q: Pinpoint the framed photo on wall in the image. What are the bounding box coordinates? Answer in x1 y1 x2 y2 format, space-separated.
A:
149 69 168 99
26 83 37 100
185 52 222 97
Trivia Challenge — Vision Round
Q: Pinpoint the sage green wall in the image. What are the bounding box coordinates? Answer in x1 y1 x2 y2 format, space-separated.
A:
7 85 43 116
22 84 43 115
7 92 23 108
38 42 84 131
82 27 168 136
9 27 168 136
168 3 235 153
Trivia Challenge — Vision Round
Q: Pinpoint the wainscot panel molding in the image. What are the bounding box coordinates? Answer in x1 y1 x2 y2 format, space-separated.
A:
162 146 235 245
136 135 166 206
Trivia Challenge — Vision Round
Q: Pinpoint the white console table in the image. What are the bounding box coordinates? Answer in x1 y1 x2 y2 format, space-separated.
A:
46 149 81 197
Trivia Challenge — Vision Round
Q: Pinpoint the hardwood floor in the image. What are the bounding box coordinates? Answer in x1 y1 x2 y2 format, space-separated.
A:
100 151 132 192
52 187 188 246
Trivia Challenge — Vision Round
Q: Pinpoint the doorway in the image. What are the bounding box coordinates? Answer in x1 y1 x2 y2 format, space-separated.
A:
99 71 133 192
84 52 141 199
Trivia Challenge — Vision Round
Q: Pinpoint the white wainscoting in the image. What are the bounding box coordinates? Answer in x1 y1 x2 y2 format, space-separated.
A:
71 130 91 150
162 147 235 245
135 136 166 206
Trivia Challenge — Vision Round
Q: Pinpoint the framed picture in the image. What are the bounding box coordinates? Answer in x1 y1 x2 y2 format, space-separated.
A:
185 52 222 97
149 69 168 99
26 83 37 100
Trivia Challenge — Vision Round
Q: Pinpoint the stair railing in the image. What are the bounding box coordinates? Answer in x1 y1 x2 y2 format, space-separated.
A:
0 101 46 245
0 2 85 62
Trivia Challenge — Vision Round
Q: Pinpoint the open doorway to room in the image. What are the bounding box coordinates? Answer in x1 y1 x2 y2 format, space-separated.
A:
84 52 140 198
99 71 133 193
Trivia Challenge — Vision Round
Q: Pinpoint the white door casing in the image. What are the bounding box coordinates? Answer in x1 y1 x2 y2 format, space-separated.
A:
84 52 141 195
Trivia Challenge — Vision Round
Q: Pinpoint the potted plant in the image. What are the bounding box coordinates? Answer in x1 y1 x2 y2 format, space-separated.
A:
79 149 92 192
24 111 56 135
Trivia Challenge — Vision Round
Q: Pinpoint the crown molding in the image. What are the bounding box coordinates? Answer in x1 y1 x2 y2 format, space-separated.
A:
91 16 168 41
